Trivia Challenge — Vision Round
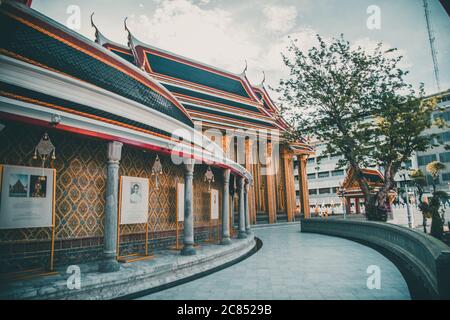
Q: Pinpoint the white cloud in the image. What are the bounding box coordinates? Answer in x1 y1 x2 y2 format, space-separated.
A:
125 1 320 102
128 0 260 74
262 5 298 34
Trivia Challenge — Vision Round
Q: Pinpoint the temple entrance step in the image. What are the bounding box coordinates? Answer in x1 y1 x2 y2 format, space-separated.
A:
256 213 269 224
276 213 288 223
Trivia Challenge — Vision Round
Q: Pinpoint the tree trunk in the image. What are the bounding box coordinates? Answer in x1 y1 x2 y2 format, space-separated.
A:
369 163 395 222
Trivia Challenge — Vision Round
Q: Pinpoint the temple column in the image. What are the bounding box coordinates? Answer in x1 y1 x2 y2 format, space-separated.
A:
355 198 361 214
99 141 122 273
283 149 296 222
221 169 232 245
181 161 196 256
230 177 236 235
245 138 256 225
265 141 277 223
297 155 311 218
237 177 247 238
244 180 251 234
345 197 351 214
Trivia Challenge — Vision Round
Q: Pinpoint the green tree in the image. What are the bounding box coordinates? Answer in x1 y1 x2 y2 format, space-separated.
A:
277 34 439 221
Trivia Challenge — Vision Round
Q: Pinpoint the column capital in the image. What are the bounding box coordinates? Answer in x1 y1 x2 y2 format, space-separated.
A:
237 176 245 189
107 141 123 162
223 168 231 183
244 179 250 192
184 160 195 174
266 140 273 155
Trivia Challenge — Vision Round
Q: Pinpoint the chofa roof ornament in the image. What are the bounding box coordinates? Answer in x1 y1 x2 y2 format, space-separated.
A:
90 12 108 46
124 17 146 70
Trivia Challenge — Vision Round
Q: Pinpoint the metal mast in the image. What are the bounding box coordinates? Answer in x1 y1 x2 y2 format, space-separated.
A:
423 0 441 92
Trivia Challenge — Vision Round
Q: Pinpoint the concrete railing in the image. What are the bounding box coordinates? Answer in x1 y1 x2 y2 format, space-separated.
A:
301 218 450 300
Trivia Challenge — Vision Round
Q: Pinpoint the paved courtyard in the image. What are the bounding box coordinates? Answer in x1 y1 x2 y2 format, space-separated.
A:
138 224 410 300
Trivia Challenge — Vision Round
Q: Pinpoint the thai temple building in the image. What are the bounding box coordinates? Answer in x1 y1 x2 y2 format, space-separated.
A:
0 1 312 274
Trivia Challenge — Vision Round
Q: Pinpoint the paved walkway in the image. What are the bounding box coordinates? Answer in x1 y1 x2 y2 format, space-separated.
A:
138 224 410 300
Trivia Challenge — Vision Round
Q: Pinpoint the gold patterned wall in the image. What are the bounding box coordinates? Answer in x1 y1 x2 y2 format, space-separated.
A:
0 121 224 246
0 121 107 242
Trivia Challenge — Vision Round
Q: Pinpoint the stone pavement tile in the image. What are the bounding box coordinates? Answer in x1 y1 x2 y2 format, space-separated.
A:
138 225 410 300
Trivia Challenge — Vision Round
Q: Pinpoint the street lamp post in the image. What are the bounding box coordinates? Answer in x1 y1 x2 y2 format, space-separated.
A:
399 165 413 229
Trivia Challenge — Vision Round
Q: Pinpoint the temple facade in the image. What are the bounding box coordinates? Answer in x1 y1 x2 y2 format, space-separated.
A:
92 15 314 224
0 1 312 274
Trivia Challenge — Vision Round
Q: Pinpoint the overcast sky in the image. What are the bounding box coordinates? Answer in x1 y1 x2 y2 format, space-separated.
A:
33 0 449 98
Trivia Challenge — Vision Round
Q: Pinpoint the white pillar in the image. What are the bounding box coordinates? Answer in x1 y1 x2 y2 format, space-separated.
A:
99 141 122 273
237 177 247 239
181 161 196 256
244 179 251 234
221 169 232 245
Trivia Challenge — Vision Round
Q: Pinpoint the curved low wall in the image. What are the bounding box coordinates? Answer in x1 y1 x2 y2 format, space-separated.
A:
301 218 450 300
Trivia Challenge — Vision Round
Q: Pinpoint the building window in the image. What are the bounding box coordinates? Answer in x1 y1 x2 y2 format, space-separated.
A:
404 160 412 169
309 189 317 195
318 171 330 178
331 187 339 194
437 131 450 143
330 153 343 160
317 156 328 163
434 111 450 122
319 188 331 194
417 154 437 166
439 152 450 163
307 173 316 180
426 174 439 186
331 170 344 176
296 190 300 196
307 157 315 164
442 173 450 182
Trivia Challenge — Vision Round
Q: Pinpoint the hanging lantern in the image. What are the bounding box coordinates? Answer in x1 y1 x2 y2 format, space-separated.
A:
204 166 215 191
32 132 55 179
151 155 163 190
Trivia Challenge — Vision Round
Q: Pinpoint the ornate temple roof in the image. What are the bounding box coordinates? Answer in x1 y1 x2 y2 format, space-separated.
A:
92 20 295 134
0 1 253 181
339 168 385 197
0 3 193 128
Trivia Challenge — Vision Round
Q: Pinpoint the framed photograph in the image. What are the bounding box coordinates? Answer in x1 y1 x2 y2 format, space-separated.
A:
0 165 55 229
119 176 149 225
210 189 219 220
176 183 184 222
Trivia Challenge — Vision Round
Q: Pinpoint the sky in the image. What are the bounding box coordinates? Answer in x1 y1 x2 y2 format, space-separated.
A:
32 0 450 99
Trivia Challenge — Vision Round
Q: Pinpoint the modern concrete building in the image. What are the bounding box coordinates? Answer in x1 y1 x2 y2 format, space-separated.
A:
412 90 450 192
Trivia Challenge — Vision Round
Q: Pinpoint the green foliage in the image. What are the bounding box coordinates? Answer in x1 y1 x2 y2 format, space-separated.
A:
426 161 446 180
277 34 437 221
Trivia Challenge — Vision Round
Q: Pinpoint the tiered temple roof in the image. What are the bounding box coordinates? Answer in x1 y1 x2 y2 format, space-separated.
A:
91 17 304 140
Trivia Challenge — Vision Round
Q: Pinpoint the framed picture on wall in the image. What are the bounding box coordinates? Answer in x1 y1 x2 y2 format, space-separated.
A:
210 188 219 220
0 165 55 229
176 183 184 222
119 176 149 225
